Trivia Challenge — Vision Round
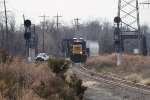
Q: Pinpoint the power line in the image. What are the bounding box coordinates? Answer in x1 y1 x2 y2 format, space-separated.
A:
39 14 49 52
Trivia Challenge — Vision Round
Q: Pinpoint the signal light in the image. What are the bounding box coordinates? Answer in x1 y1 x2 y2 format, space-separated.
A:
24 19 31 27
80 52 83 54
114 16 121 23
24 32 31 40
114 28 120 35
114 40 120 44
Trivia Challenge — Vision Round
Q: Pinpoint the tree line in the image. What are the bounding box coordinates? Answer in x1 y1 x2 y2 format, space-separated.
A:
0 14 150 57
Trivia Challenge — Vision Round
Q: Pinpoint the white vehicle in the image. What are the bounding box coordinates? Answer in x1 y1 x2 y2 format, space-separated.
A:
36 53 49 61
133 49 140 55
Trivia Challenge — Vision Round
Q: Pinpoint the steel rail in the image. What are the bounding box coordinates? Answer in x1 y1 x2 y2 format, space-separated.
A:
70 63 150 94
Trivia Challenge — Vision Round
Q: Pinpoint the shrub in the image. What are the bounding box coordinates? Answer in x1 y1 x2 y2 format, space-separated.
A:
0 65 21 100
0 50 11 63
70 74 87 100
0 57 48 100
32 77 78 100
48 58 87 100
48 58 69 75
0 53 86 100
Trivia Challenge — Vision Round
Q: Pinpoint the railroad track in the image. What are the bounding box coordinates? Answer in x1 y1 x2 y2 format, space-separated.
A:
70 63 150 95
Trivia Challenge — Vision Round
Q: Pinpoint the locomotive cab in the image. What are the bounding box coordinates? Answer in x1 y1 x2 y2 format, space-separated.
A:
70 38 87 63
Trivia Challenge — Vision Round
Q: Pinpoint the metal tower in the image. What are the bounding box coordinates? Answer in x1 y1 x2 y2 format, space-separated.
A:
140 0 150 5
117 0 140 32
116 0 147 55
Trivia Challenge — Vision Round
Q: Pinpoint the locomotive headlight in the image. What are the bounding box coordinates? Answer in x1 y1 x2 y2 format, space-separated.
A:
80 52 83 54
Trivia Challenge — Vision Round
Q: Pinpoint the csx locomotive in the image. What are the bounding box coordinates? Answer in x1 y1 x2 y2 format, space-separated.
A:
70 38 88 63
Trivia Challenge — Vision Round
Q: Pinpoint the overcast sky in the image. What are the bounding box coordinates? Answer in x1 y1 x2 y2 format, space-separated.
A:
1 0 150 26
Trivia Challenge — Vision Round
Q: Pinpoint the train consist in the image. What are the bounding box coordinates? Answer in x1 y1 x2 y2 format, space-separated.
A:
62 38 99 63
70 38 88 63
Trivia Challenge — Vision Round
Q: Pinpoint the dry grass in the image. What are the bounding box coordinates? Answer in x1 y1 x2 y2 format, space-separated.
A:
0 48 87 100
85 54 150 85
124 73 143 83
140 79 150 86
0 55 80 100
0 57 54 100
85 54 116 72
20 90 44 100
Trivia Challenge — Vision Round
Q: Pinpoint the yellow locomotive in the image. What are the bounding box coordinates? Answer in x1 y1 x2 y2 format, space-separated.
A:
70 38 88 63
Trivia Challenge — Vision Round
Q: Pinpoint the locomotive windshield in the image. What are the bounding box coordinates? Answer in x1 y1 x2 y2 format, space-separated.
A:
72 44 83 54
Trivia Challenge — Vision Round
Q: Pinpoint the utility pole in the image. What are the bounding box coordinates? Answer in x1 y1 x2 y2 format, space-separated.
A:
136 0 141 55
54 14 62 31
74 18 81 37
54 14 62 53
39 14 49 53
